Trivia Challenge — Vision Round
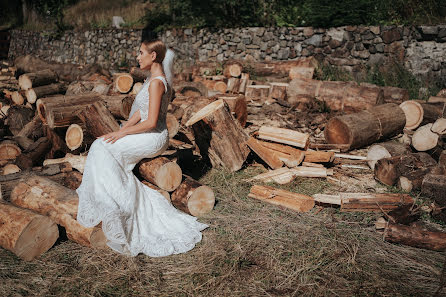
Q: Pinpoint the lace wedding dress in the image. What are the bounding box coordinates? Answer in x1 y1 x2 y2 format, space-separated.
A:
76 76 208 257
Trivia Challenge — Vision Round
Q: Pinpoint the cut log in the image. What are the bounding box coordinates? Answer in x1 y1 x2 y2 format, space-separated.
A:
18 69 58 90
11 91 25 105
421 174 446 207
248 166 332 184
5 105 34 136
360 83 409 104
419 102 446 125
288 78 384 112
259 141 305 167
216 95 248 127
202 79 227 94
65 80 110 96
304 150 335 163
289 66 314 80
340 193 413 212
248 185 314 212
44 126 70 159
245 85 270 100
138 157 182 192
65 124 94 151
269 83 288 100
180 97 214 126
171 176 215 216
129 67 150 82
367 141 412 170
25 83 67 104
100 94 135 120
17 115 43 140
166 113 179 139
374 152 437 189
185 100 250 171
223 62 243 78
431 118 446 135
0 141 21 161
411 123 440 152
243 57 318 78
10 175 107 248
76 101 120 137
2 164 21 175
131 82 143 95
399 101 446 130
44 153 86 173
15 137 51 170
174 81 208 97
324 103 406 151
437 89 446 98
238 73 249 94
141 180 170 202
113 73 133 94
246 137 284 169
428 96 446 103
384 223 446 251
226 78 241 93
0 201 59 261
258 126 309 149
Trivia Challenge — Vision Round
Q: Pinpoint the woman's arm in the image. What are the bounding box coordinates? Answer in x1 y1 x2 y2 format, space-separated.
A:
120 109 141 129
101 79 165 143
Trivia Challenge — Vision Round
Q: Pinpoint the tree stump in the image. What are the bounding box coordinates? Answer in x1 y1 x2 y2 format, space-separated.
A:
171 176 215 216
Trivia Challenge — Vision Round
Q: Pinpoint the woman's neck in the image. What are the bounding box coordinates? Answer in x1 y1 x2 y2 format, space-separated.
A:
149 63 164 77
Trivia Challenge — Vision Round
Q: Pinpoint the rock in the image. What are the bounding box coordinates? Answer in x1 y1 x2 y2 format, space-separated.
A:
382 28 402 44
305 34 322 47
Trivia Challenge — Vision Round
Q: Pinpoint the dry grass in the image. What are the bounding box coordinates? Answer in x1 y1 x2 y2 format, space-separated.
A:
1 166 445 296
63 0 147 29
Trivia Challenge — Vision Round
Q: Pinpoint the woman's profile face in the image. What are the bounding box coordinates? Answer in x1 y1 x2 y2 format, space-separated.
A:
137 44 154 70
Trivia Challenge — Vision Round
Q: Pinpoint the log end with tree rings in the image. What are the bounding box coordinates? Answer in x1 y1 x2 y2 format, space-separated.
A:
65 124 84 151
25 89 37 104
214 81 228 94
367 144 392 170
412 123 439 152
324 117 353 146
171 177 215 216
114 73 134 94
0 141 21 161
155 162 183 192
166 113 179 139
18 75 32 90
399 100 423 130
131 82 143 95
2 164 21 175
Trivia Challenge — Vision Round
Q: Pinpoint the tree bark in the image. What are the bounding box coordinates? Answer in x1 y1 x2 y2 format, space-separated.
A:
170 176 215 216
367 141 412 170
138 157 182 192
18 69 58 90
324 103 406 151
384 222 446 251
25 83 67 104
0 201 59 261
248 185 314 212
0 140 21 161
76 101 120 137
245 85 270 100
421 174 446 207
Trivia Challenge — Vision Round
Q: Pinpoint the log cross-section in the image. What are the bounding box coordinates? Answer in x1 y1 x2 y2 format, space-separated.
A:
171 176 215 216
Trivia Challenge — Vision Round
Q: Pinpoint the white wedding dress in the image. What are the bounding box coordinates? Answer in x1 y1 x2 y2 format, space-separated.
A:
76 76 208 257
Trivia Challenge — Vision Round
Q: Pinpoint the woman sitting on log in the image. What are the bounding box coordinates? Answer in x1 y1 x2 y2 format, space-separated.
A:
75 39 208 257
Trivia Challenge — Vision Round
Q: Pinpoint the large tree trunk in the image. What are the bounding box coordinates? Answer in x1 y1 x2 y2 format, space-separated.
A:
324 103 406 151
248 185 314 212
10 175 106 248
137 157 182 192
0 201 59 261
18 69 58 90
384 222 446 251
186 99 250 171
288 78 385 112
399 100 446 130
170 176 215 216
76 101 120 137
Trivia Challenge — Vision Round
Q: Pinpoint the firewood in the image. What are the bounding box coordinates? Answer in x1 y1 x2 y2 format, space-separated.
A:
13 135 34 151
293 166 333 177
304 150 335 163
248 185 314 212
174 81 208 97
302 162 325 168
65 124 94 151
138 157 182 192
360 83 409 104
100 94 135 120
10 175 107 248
180 97 214 126
367 141 412 170
2 164 20 175
324 103 406 151
15 137 51 170
25 83 67 104
17 115 43 140
11 91 25 105
131 82 143 95
43 153 87 173
0 201 59 261
421 174 446 207
186 100 250 171
5 105 34 135
171 176 215 216
340 193 413 212
238 73 249 94
18 69 58 90
269 82 288 100
226 77 241 93
202 79 227 94
246 137 284 169
0 140 21 161
241 57 318 78
223 62 243 78
428 96 446 103
76 101 120 137
245 85 270 100
288 78 384 112
374 153 437 189
113 73 133 93
309 143 350 152
289 66 314 80
399 101 446 130
248 167 296 184
411 123 439 152
259 141 305 167
141 180 170 202
216 95 248 127
129 67 150 82
384 222 446 251
65 81 107 95
257 126 310 149
165 113 179 139
431 118 446 135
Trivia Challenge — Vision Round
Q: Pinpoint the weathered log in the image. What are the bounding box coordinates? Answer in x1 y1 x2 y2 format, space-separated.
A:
101 94 135 120
15 137 51 170
248 166 332 184
174 81 208 97
17 115 43 140
129 67 150 82
238 73 249 94
170 176 215 216
226 78 241 93
25 83 67 104
289 66 314 80
269 82 288 100
18 69 58 90
4 105 34 135
223 62 243 78
367 141 412 170
138 157 182 192
0 201 59 261
245 85 270 100
185 100 250 171
11 90 25 105
246 137 284 169
243 57 318 78
324 103 406 151
113 73 133 94
421 174 446 207
259 140 305 167
288 78 385 112
248 185 314 212
429 96 446 103
257 126 310 149
10 175 106 248
374 153 437 189
0 140 21 161
65 81 109 95
43 153 87 173
76 101 120 137
202 79 227 94
384 223 446 251
340 193 413 212
360 83 409 104
399 101 446 130
141 180 170 202
180 97 214 126
2 164 21 175
166 113 179 139
216 95 248 127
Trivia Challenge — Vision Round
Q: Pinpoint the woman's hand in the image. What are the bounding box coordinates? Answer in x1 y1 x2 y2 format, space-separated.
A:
100 130 127 144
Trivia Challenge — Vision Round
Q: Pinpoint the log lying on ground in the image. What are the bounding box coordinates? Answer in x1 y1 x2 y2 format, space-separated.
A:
383 222 446 251
171 176 215 216
76 101 120 137
18 69 58 90
25 83 67 104
138 157 182 192
113 73 133 93
10 175 107 248
15 137 51 169
258 140 305 167
429 96 446 103
43 153 87 173
186 100 250 171
367 141 412 170
257 126 310 149
399 101 446 130
223 62 243 78
360 83 409 104
304 150 335 163
202 79 227 94
324 103 406 151
0 201 59 261
65 124 95 151
0 141 21 161
242 57 318 78
246 137 284 169
374 153 437 190
141 181 170 202
248 185 314 212
287 78 385 112
2 164 21 175
421 174 446 207
11 91 25 105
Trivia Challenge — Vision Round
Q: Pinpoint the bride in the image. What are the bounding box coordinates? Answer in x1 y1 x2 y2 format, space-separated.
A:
76 39 208 257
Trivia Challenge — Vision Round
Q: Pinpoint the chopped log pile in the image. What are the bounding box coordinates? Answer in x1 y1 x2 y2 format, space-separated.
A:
1 54 446 259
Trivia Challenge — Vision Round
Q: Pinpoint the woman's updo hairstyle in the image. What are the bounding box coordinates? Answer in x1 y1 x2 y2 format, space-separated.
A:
142 39 166 64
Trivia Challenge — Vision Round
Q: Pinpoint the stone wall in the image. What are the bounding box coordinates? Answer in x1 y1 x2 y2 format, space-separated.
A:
8 25 446 86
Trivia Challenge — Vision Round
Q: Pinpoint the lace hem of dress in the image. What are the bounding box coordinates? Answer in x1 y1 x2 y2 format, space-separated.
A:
76 188 208 257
